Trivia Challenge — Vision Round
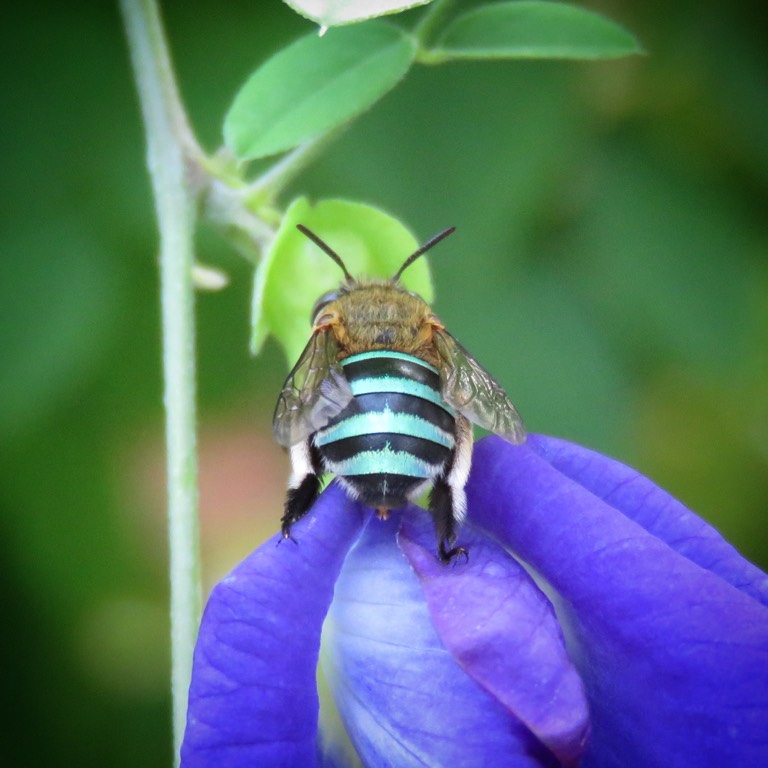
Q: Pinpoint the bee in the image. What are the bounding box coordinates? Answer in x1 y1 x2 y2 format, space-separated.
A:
273 224 525 562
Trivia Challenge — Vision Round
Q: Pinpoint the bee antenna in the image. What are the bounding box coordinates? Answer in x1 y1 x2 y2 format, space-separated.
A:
296 224 354 283
392 226 456 282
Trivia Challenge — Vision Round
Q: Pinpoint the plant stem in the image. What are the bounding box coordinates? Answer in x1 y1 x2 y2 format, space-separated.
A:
119 0 202 764
413 0 457 49
204 177 276 261
247 126 346 202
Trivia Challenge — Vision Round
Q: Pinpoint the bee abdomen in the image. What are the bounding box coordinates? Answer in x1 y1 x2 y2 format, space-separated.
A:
314 350 455 508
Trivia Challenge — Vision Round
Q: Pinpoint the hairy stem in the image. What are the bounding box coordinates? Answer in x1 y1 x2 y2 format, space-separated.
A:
119 0 202 763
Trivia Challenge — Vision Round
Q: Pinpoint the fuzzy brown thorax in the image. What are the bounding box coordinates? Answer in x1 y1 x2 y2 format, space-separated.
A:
313 280 441 364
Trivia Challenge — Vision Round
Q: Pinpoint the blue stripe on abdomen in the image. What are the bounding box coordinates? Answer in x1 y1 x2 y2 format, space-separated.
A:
322 443 437 478
341 350 439 374
319 432 452 467
342 352 441 391
348 376 454 415
315 407 455 448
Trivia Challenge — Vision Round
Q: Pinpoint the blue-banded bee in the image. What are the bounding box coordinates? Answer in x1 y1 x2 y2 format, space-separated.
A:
273 225 525 562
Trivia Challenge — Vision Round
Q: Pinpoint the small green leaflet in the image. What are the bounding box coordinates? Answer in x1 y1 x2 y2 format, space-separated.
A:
224 23 415 160
428 2 642 61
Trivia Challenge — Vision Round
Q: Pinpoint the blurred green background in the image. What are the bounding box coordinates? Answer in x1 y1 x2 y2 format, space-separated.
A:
1 0 766 764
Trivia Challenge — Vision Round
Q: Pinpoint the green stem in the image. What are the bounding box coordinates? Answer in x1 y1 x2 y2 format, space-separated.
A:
204 177 276 261
119 0 202 764
413 0 457 49
247 126 346 202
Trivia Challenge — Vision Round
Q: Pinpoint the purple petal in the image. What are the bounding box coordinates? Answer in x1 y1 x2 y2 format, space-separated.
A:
528 434 768 606
322 509 560 768
399 514 589 766
180 483 369 768
468 435 768 768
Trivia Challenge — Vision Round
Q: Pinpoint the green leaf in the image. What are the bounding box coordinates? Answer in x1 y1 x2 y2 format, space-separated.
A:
224 23 415 160
428 1 642 61
283 0 432 28
251 198 434 364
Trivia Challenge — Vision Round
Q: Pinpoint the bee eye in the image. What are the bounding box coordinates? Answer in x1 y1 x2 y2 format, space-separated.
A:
311 291 339 324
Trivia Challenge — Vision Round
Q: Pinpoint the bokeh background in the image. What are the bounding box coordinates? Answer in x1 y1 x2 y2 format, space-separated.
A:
1 0 766 764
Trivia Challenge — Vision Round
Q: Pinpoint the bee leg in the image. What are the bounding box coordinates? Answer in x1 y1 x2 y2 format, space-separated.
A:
429 415 473 564
428 478 467 563
281 476 321 540
281 439 323 540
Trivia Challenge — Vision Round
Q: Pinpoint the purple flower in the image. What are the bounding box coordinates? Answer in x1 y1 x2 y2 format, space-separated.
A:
180 435 768 767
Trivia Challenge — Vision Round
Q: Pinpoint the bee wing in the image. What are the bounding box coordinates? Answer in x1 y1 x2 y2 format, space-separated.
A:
272 329 353 447
434 328 526 444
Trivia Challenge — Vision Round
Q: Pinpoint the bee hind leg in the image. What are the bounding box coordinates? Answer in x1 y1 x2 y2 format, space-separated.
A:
429 415 472 564
281 475 321 539
428 478 467 564
281 440 323 540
